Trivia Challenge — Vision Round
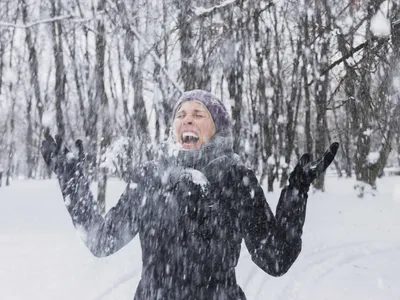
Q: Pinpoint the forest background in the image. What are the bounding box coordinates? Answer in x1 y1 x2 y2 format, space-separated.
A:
0 0 399 211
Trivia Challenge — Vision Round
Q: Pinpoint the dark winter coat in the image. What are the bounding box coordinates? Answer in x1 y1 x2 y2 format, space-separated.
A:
61 135 308 300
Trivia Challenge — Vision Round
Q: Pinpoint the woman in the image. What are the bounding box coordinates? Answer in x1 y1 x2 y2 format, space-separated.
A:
41 89 338 299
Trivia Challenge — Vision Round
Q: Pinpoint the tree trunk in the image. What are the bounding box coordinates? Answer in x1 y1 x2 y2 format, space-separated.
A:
397 132 400 168
162 0 173 135
7 95 16 186
302 0 313 155
51 0 66 138
264 5 283 191
132 51 150 163
85 13 98 180
0 39 3 96
354 3 383 193
26 95 34 178
337 31 356 178
21 0 43 178
176 0 197 90
225 0 244 154
199 17 211 91
280 37 302 188
313 1 331 191
96 0 109 214
253 5 269 176
118 40 134 181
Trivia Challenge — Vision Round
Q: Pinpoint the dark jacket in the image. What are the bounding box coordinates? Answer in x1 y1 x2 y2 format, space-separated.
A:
61 139 307 300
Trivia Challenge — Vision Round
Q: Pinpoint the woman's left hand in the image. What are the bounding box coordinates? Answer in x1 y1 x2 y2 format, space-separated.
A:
289 142 339 192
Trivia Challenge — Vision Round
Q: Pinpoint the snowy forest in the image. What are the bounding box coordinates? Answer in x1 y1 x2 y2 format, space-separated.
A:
0 0 399 202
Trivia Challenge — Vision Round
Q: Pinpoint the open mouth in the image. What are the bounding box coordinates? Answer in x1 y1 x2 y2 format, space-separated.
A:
181 132 200 147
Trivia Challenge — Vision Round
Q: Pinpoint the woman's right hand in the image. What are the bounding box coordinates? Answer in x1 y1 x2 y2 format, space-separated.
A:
41 128 85 178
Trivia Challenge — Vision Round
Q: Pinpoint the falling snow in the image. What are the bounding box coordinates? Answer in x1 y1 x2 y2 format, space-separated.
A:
1 0 400 299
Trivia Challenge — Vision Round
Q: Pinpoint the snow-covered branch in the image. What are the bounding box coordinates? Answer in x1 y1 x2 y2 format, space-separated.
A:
193 0 273 21
0 11 105 29
194 0 236 17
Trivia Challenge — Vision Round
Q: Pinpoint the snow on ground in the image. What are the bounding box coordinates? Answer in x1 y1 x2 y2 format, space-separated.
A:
1 175 400 300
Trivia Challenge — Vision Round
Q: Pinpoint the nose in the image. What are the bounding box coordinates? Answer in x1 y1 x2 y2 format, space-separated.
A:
183 114 193 125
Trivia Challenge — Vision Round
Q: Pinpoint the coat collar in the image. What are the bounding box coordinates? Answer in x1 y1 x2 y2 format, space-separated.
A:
158 134 236 171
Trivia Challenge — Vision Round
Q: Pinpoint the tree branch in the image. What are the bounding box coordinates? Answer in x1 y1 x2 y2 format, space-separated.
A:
193 0 273 19
194 0 237 17
307 38 389 86
0 11 105 29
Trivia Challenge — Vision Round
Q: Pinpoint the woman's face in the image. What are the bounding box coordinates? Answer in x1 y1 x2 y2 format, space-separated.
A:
174 100 216 150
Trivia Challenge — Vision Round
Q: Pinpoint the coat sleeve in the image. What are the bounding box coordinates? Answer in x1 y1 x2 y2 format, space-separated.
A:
59 171 143 258
237 166 307 276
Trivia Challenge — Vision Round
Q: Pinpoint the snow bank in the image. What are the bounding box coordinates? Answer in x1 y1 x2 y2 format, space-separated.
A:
1 176 400 299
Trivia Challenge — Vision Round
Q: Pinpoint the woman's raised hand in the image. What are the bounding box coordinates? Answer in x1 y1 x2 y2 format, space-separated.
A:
41 128 85 178
289 142 339 193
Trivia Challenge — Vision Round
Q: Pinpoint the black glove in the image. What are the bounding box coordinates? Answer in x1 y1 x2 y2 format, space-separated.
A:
41 129 85 179
289 142 339 193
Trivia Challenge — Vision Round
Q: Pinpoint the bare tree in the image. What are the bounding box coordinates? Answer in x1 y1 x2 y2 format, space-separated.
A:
280 34 302 188
96 0 109 214
51 0 66 138
253 1 271 179
302 0 313 155
21 0 44 178
224 1 245 154
1 0 399 198
313 0 332 191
